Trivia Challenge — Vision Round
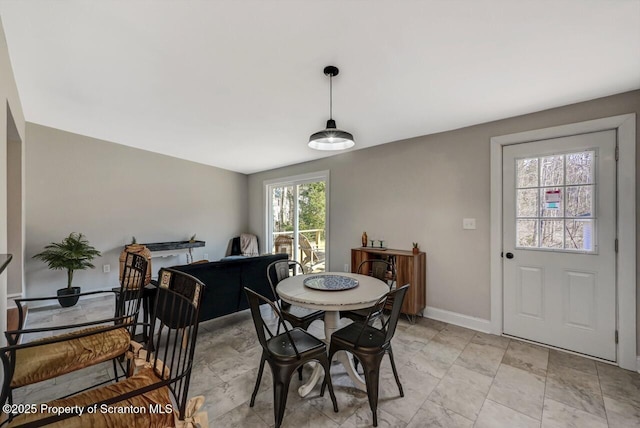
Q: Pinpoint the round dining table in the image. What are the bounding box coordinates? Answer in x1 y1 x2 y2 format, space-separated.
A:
277 272 389 397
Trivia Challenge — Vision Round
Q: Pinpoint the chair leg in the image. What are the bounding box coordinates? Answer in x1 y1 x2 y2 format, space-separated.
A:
142 292 149 342
360 353 385 427
112 359 119 382
387 346 404 397
250 353 267 407
321 346 337 397
272 366 294 428
318 354 339 413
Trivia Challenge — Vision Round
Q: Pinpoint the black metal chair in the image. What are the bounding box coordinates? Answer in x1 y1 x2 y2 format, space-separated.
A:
341 259 396 326
267 259 324 379
244 287 338 428
323 284 409 427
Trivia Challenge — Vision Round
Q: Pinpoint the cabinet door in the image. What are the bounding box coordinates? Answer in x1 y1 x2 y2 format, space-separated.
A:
351 250 369 273
395 255 415 314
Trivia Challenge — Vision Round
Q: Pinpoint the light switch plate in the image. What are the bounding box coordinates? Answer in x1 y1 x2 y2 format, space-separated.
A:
463 218 476 230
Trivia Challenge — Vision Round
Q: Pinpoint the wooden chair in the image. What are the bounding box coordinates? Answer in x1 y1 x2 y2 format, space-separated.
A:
2 252 148 404
274 234 293 257
323 285 409 427
245 287 338 428
0 268 206 427
298 233 323 271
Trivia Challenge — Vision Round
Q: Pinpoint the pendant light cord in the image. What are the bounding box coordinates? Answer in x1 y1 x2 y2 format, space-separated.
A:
329 74 333 120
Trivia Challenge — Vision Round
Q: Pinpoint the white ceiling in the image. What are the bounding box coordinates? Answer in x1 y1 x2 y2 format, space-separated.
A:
1 0 639 174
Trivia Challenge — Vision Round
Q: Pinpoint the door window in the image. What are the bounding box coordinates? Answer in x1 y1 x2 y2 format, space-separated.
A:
515 150 596 252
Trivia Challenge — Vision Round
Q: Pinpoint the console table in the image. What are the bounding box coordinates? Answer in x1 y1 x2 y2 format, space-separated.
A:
351 247 426 320
142 240 205 264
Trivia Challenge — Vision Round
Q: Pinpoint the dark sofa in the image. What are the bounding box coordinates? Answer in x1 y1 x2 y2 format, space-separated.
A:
172 253 287 321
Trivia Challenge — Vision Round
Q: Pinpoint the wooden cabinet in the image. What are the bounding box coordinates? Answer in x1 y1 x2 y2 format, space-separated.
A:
351 247 426 318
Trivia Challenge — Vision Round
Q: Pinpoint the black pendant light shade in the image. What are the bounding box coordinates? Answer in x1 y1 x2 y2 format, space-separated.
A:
308 66 355 150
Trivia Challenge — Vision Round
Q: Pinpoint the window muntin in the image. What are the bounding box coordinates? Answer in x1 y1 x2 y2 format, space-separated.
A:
515 150 596 252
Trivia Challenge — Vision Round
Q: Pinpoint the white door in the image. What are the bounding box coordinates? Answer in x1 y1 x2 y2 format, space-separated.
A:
502 130 616 361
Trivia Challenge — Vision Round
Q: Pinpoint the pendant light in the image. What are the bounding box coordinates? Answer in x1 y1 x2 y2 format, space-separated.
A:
308 65 355 150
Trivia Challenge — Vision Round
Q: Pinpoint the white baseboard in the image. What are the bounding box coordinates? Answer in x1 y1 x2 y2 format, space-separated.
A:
424 306 492 334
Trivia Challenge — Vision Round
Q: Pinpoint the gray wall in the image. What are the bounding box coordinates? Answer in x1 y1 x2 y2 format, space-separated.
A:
25 124 248 300
248 90 640 350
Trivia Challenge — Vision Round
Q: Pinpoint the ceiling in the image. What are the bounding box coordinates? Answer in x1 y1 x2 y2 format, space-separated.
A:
1 0 639 174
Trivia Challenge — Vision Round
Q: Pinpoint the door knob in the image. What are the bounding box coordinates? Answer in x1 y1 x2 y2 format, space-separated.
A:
505 252 514 259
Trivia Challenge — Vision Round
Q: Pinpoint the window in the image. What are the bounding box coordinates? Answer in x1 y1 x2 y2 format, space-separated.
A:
515 150 596 252
265 171 329 272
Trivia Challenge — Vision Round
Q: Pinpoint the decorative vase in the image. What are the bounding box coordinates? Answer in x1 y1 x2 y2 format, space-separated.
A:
57 286 81 307
361 232 368 247
412 247 419 255
119 244 152 285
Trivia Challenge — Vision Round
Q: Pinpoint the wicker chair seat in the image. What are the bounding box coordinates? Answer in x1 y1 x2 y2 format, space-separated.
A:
8 367 172 427
11 326 130 388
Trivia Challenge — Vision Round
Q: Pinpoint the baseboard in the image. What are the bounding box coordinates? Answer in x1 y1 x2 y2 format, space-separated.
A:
424 306 492 334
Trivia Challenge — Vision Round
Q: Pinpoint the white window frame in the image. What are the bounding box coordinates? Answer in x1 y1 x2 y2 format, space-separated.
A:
264 170 330 269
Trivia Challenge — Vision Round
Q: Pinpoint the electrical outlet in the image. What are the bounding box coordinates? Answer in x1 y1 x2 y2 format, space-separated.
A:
463 218 476 230
103 264 111 273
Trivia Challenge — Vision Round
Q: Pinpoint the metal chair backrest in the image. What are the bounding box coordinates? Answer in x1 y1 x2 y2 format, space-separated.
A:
356 259 396 290
116 252 148 335
244 287 302 359
267 259 305 300
155 268 203 329
381 284 409 344
149 268 204 419
357 284 409 347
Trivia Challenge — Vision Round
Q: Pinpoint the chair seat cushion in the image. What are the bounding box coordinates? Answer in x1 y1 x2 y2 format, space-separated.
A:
282 304 324 324
340 308 369 320
340 307 383 324
267 328 325 359
9 367 173 427
11 326 131 388
331 322 387 350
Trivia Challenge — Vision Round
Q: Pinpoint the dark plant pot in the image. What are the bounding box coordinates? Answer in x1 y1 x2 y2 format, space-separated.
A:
57 287 81 307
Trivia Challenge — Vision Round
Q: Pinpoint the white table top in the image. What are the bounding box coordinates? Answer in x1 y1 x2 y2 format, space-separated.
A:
277 272 389 311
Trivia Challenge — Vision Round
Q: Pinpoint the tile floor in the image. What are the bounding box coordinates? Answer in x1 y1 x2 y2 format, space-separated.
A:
13 295 640 427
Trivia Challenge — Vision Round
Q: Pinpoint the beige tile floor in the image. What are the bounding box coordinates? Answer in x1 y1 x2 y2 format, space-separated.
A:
13 295 640 428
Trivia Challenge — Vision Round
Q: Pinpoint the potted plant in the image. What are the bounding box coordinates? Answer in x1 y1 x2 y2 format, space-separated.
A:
33 232 101 307
412 242 420 255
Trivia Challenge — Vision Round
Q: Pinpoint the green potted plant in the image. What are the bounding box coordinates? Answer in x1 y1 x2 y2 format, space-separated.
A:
412 242 420 255
33 232 101 307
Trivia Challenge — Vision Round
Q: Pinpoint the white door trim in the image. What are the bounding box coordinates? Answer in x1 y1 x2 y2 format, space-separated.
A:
490 114 636 370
